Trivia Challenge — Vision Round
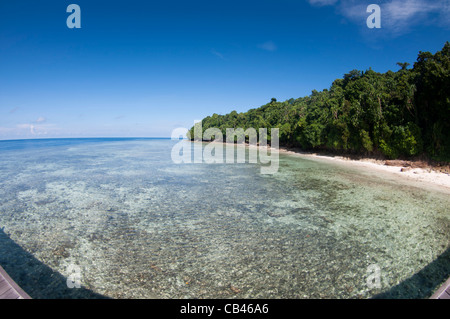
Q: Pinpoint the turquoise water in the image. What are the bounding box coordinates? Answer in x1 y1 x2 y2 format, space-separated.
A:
0 138 449 298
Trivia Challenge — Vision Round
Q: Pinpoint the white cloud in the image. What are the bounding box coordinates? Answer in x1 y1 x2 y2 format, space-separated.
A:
0 123 58 138
16 123 36 135
308 0 338 6
211 49 226 60
16 123 33 130
0 127 15 135
258 41 277 52
9 107 19 114
307 0 450 36
0 117 50 138
381 0 448 33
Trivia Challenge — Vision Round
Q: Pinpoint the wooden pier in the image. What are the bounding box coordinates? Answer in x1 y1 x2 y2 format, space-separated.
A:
0 265 31 299
430 277 450 299
1 261 448 299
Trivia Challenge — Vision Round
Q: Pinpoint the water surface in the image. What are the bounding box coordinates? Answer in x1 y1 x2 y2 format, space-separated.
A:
0 138 448 298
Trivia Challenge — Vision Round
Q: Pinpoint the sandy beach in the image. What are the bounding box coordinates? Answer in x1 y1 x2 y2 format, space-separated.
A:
279 147 450 193
192 140 450 193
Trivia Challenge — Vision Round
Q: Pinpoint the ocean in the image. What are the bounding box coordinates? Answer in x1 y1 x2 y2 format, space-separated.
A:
0 138 448 298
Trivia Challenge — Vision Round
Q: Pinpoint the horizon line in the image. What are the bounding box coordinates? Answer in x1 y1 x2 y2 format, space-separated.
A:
0 137 178 142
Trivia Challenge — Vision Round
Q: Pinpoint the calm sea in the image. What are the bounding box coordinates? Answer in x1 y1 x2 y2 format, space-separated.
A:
0 138 448 298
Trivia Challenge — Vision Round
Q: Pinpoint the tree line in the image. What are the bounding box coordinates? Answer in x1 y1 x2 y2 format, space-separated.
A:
189 42 450 160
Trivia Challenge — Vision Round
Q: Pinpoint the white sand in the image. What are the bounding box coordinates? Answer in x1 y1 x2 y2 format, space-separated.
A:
194 141 450 192
279 148 450 193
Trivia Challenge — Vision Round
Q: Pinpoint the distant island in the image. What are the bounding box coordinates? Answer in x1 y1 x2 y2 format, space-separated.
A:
190 42 449 164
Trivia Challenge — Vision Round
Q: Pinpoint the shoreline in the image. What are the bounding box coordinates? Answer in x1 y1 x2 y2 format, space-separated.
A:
189 140 450 192
190 140 450 194
278 146 450 193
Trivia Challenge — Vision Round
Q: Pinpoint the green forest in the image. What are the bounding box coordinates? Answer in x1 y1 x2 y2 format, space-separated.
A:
189 42 450 161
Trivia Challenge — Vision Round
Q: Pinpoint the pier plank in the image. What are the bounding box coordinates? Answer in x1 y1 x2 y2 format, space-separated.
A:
0 265 31 299
430 277 450 299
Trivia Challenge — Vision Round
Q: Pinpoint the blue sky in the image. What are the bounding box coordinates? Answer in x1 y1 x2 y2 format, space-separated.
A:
0 0 449 139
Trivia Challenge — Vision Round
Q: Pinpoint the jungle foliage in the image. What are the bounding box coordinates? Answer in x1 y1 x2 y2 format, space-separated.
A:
189 43 450 160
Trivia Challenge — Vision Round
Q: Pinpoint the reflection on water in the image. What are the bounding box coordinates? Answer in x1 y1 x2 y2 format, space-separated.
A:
0 138 448 298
